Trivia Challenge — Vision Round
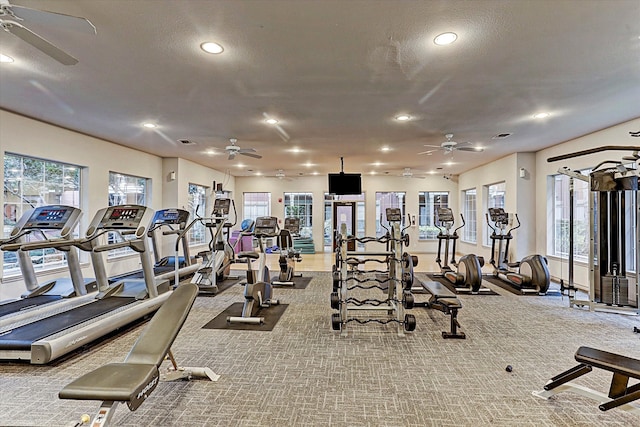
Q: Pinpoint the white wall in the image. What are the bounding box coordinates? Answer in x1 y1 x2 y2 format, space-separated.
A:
0 110 231 299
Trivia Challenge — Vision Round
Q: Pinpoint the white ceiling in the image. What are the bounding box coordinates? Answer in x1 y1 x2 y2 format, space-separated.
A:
1 0 639 178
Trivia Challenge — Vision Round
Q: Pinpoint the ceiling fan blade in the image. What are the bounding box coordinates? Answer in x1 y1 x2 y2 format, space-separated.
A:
240 152 262 159
228 152 236 160
1 20 78 65
237 148 256 154
456 146 484 152
9 4 96 34
417 149 436 155
422 144 442 148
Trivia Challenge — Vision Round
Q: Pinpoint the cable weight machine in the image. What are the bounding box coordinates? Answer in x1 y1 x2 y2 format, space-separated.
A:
551 146 640 314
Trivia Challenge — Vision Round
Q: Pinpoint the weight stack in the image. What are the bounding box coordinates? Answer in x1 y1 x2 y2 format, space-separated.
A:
600 275 629 306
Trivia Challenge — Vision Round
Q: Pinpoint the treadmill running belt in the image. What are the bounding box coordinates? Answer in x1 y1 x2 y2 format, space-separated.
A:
0 297 136 350
0 295 62 317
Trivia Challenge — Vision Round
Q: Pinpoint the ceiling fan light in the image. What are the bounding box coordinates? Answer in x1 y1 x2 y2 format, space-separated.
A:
395 114 411 121
142 122 157 128
200 42 224 54
265 118 278 125
434 32 457 46
0 54 14 63
533 112 550 119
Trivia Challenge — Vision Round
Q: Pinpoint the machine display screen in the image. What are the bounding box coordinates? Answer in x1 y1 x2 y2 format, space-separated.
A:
31 208 67 223
213 198 230 215
109 208 140 220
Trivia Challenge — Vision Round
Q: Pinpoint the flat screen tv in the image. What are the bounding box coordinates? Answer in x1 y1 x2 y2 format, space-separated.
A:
328 173 362 195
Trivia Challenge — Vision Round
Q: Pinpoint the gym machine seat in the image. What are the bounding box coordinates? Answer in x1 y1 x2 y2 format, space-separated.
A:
59 283 218 426
533 346 640 414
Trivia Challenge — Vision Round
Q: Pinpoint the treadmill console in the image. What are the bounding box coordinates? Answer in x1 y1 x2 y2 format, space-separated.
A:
488 207 509 224
385 208 402 222
254 216 278 236
24 206 77 230
437 207 455 223
283 217 300 234
101 206 147 229
212 198 230 217
151 208 190 225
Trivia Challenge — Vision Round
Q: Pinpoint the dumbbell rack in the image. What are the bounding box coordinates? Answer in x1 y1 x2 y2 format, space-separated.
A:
330 217 417 337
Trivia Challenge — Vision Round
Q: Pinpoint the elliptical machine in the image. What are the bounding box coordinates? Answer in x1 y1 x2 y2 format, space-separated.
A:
434 207 485 294
227 216 280 324
273 217 303 286
190 198 240 293
486 208 550 294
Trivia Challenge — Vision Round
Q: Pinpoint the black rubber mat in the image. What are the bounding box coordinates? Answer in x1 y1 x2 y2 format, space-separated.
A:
424 274 499 296
197 277 243 296
202 302 288 331
271 276 313 289
482 275 537 295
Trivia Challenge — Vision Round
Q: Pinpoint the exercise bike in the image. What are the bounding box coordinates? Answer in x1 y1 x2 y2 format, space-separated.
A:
486 208 550 295
433 207 485 294
227 216 280 324
272 217 303 286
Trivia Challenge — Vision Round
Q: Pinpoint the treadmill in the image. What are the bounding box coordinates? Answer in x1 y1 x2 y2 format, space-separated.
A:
109 208 200 284
0 205 171 364
0 205 97 329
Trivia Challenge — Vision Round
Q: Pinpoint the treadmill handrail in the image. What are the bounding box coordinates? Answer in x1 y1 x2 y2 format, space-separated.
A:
18 238 75 252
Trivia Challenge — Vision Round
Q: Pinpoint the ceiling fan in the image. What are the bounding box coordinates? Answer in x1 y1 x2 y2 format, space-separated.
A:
224 138 262 160
0 0 96 65
400 168 425 179
418 134 484 156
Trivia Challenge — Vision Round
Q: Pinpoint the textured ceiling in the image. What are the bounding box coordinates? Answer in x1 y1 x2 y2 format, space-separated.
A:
1 0 639 178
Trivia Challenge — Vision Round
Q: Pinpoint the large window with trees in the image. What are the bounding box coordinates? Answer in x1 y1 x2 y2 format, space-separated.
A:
484 182 505 246
3 153 81 274
418 191 449 240
462 188 477 243
108 171 148 258
243 192 271 222
284 192 313 237
188 183 208 246
551 173 590 262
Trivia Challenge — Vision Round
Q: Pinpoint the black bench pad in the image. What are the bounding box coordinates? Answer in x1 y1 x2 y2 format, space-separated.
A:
238 251 259 260
59 363 158 403
576 346 640 379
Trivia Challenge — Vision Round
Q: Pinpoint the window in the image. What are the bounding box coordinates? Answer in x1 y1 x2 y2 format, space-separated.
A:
375 192 405 237
188 183 208 246
484 182 505 246
625 189 637 272
551 172 590 262
284 192 313 237
108 171 148 258
418 192 449 240
3 153 81 274
243 192 271 222
462 188 477 243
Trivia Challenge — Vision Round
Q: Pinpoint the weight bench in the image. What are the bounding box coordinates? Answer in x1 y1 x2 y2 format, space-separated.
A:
533 346 640 415
415 280 465 339
59 283 219 426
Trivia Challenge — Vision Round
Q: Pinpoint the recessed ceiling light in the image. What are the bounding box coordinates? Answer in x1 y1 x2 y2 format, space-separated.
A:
265 118 279 125
395 114 411 121
373 162 383 167
381 146 391 152
0 54 14 63
200 42 224 54
434 32 457 46
236 163 245 168
533 112 550 119
142 123 157 129
304 162 314 167
289 147 302 153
